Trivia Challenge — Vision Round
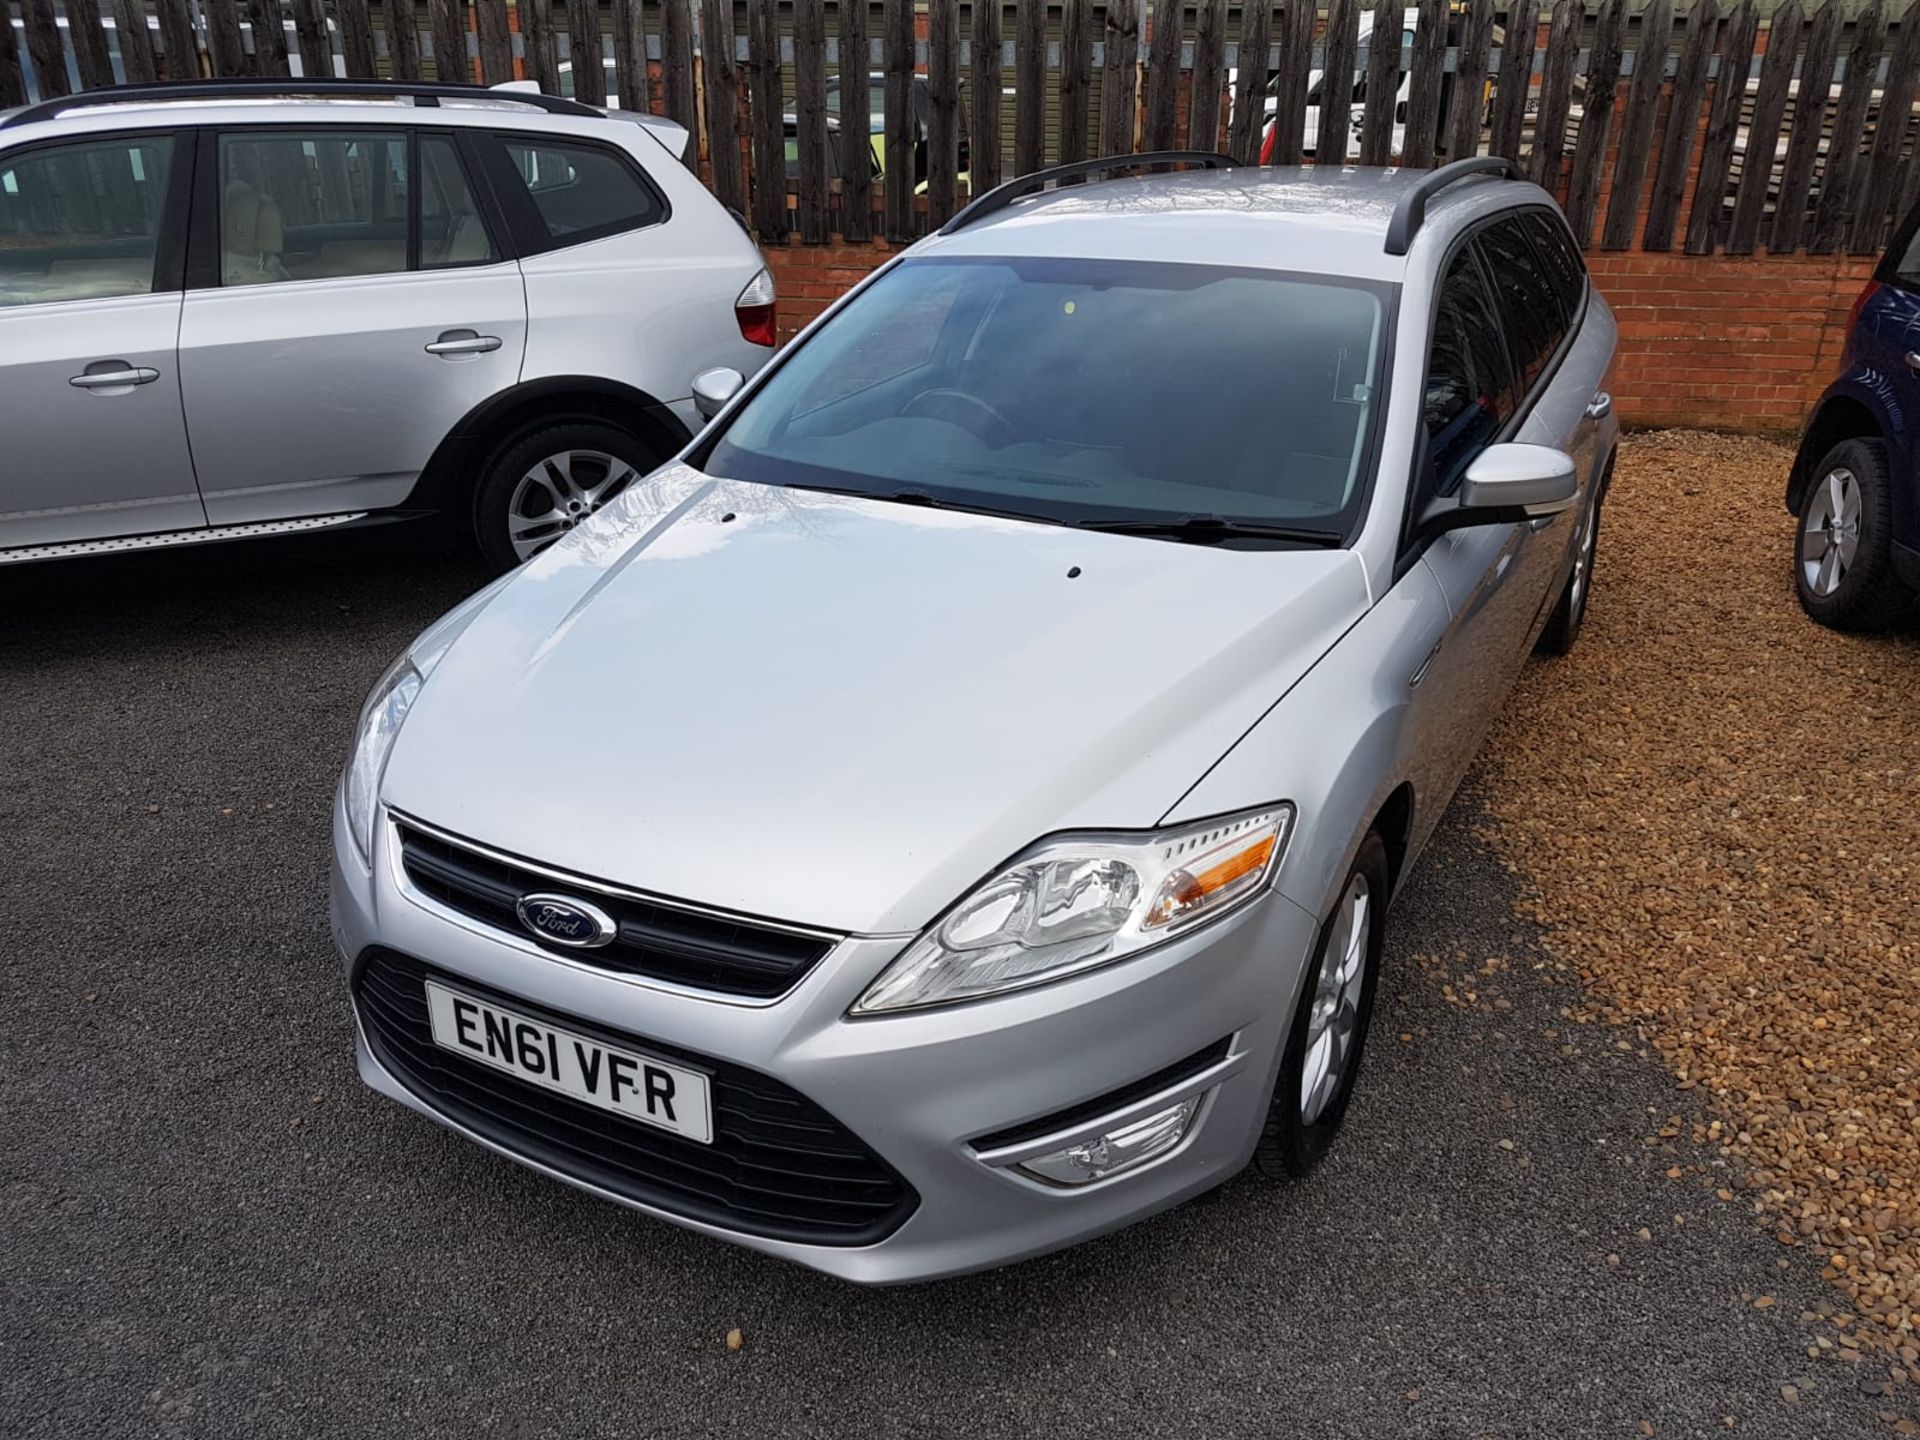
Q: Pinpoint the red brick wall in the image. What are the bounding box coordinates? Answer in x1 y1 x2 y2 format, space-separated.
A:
763 240 1879 436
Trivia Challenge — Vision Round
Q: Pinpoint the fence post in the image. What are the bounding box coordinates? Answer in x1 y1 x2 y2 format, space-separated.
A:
971 0 1003 191
1489 0 1536 160
246 0 293 75
566 0 603 99
794 0 830 240
659 0 696 124
1143 0 1184 153
1529 0 1580 192
475 0 511 82
0 0 24 106
1851 9 1920 253
748 0 787 241
1100 0 1139 157
609 0 650 111
1769 0 1838 254
883 0 915 238
1358 0 1400 164
1600 0 1671 249
113 0 161 82
1401 0 1448 168
429 0 470 80
65 0 117 89
1445 0 1492 161
1268 0 1314 164
700 0 744 209
1316 0 1357 162
336 0 378 75
1684 0 1757 254
1726 0 1800 254
1564 0 1624 244
1810 0 1883 252
1015 0 1046 171
1060 0 1092 164
927 0 960 220
1643 0 1714 250
522 0 559 93
1189 0 1225 150
839 0 874 234
290 0 335 77
386 0 425 79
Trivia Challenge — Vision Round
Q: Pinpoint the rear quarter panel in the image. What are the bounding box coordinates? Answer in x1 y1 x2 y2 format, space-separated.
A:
517 131 773 409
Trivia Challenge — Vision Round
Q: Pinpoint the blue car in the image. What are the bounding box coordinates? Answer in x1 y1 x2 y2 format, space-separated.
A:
1790 219 1920 629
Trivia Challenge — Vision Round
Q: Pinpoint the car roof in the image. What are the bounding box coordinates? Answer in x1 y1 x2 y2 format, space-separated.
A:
918 165 1555 282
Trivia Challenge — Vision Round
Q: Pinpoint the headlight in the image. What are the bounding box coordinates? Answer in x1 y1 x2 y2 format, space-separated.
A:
343 651 423 867
853 805 1293 1014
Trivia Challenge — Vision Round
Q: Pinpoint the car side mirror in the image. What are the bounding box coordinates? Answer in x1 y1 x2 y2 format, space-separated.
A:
692 367 745 421
1415 443 1579 542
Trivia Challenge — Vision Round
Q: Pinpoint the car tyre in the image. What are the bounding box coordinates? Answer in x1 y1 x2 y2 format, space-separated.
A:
1794 437 1912 632
1254 832 1388 1179
473 421 659 573
1537 478 1604 656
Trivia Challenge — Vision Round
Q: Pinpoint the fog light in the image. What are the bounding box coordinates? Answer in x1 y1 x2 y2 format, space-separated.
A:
1016 1096 1201 1186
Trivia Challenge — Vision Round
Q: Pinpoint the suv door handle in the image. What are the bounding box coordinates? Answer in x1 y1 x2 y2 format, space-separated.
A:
425 330 503 357
1585 391 1612 419
69 365 160 389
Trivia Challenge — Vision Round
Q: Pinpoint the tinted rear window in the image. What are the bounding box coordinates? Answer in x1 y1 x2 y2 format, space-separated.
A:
1519 210 1586 324
500 138 664 246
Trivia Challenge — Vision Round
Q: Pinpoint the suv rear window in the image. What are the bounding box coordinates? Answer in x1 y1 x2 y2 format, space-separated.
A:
705 255 1389 536
1519 210 1586 326
499 138 664 247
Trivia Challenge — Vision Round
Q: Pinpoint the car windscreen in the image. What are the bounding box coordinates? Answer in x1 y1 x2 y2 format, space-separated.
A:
703 255 1391 537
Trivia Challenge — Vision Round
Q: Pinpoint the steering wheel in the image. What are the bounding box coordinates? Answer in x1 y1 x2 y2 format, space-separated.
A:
900 388 1018 449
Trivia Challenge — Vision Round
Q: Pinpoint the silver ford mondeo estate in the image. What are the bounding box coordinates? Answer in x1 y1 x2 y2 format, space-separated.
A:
331 154 1620 1283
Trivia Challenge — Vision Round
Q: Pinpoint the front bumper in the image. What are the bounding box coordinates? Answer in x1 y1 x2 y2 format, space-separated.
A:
330 797 1321 1283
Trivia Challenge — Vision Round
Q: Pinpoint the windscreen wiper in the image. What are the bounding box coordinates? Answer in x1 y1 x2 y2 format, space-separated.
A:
1075 514 1344 546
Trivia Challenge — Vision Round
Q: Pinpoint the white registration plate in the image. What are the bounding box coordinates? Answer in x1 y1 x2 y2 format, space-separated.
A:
425 981 713 1145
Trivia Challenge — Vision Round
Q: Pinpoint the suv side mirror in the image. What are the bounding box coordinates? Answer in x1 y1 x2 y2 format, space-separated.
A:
692 367 745 421
1415 443 1578 542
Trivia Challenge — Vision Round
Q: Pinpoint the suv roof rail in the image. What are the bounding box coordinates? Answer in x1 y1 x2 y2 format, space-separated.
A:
938 150 1239 235
0 78 603 131
1383 156 1520 255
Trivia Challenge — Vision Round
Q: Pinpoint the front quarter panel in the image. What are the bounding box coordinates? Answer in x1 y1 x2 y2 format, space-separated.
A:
1162 557 1450 926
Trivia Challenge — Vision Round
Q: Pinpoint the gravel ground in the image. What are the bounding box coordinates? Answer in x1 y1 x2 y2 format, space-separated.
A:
0 460 1912 1438
1480 431 1920 1376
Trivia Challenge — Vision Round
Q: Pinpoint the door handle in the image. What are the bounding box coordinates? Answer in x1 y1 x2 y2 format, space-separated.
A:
1905 351 1920 373
1585 390 1612 419
69 366 159 389
425 330 503 356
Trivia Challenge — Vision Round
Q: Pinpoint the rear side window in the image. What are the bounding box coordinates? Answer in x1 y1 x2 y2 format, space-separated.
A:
1473 217 1566 394
1421 248 1517 504
0 134 176 308
498 137 665 248
1519 210 1587 324
216 130 497 287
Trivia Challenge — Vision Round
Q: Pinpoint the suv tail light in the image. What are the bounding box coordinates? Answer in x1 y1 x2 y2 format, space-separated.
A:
735 267 777 348
1847 280 1882 335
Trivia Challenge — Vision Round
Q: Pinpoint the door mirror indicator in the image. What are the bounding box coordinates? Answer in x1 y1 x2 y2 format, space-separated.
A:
692 367 745 421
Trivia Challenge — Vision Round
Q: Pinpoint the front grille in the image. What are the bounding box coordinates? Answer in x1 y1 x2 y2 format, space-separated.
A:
354 948 918 1245
396 822 836 1000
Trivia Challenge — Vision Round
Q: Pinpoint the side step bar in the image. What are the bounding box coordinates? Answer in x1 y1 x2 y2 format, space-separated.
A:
0 512 369 566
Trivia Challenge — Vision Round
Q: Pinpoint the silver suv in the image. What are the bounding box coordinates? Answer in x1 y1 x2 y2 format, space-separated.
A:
0 80 774 571
332 154 1618 1282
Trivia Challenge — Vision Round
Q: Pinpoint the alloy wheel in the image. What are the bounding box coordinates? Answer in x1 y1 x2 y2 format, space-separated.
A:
1300 872 1371 1126
506 449 639 562
1800 467 1862 598
1569 496 1599 620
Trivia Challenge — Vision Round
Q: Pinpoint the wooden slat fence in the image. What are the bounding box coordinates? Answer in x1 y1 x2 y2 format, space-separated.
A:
5 0 1920 256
